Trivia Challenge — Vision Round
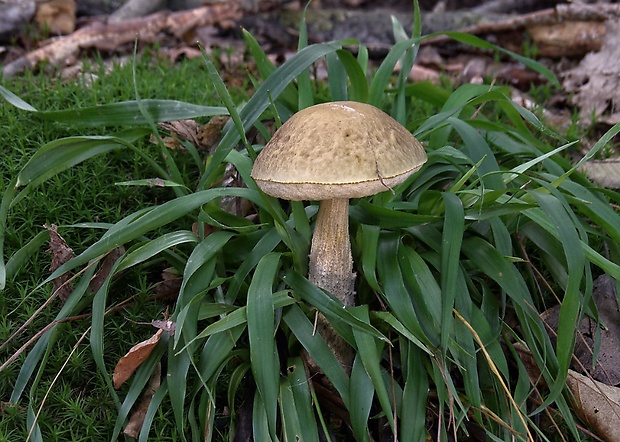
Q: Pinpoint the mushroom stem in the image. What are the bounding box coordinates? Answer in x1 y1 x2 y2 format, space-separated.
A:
308 198 355 373
308 198 356 306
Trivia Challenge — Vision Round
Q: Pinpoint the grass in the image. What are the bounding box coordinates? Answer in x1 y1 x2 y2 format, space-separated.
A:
2 3 620 441
0 52 234 440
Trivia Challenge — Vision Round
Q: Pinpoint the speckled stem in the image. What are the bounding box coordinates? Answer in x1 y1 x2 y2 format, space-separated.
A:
308 198 355 373
308 199 356 306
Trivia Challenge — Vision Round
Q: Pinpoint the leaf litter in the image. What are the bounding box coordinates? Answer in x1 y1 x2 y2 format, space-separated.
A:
112 328 163 390
45 223 75 302
515 275 620 441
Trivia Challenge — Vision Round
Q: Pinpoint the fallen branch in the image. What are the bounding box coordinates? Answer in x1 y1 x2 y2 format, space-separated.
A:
422 2 620 47
2 3 243 78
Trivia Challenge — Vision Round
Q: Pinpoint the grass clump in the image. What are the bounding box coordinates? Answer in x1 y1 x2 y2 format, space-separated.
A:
2 3 620 441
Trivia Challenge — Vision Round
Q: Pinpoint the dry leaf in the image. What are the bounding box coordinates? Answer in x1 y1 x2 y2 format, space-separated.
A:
567 369 620 442
158 119 202 149
88 246 124 294
541 275 620 385
154 267 183 300
579 159 620 189
563 20 620 125
45 224 75 302
151 320 176 336
155 116 229 154
123 363 161 439
113 329 163 389
197 115 229 153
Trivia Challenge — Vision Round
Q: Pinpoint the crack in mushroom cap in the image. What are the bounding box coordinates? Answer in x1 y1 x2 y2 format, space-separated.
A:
251 101 428 201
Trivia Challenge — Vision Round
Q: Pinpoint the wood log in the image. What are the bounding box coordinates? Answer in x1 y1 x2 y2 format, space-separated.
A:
1 3 243 78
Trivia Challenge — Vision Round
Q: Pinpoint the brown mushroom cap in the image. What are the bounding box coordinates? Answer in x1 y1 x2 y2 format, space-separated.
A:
251 101 427 201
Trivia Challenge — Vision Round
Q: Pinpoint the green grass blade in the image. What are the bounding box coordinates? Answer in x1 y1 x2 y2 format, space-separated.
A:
201 52 255 159
390 14 417 124
440 192 464 350
252 390 272 441
0 84 38 111
225 227 282 304
437 31 559 86
181 291 294 349
377 235 440 345
400 343 429 442
326 51 348 101
297 4 314 110
174 231 235 346
197 325 246 384
0 92 228 126
42 188 261 284
350 306 394 432
247 253 282 438
138 378 169 442
372 311 433 354
130 54 186 193
15 129 150 188
279 376 301 441
369 37 418 107
559 179 620 245
0 180 17 290
26 404 43 442
117 230 199 272
114 178 189 189
348 355 373 442
283 304 350 406
336 49 368 103
448 117 503 189
242 28 298 108
284 270 388 343
168 341 191 441
10 264 98 403
4 230 50 285
359 223 381 292
90 260 125 414
555 121 620 187
529 189 585 390
287 356 319 442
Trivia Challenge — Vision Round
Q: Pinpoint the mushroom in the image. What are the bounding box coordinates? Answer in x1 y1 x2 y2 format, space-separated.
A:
251 101 427 368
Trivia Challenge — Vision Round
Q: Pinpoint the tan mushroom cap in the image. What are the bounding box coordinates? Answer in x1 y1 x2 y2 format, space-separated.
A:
251 101 427 201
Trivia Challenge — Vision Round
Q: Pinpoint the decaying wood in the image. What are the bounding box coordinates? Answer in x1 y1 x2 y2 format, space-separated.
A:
241 2 620 59
1 3 243 78
422 3 620 49
108 0 166 23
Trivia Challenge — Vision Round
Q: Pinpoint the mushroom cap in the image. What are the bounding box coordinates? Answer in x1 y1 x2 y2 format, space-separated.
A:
250 101 427 201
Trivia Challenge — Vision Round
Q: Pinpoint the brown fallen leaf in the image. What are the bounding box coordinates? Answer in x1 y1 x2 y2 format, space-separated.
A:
198 115 230 154
88 246 125 294
567 369 620 442
45 224 75 302
514 342 616 441
154 267 183 300
123 363 161 439
155 116 230 154
563 20 620 125
113 329 163 389
35 0 76 35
